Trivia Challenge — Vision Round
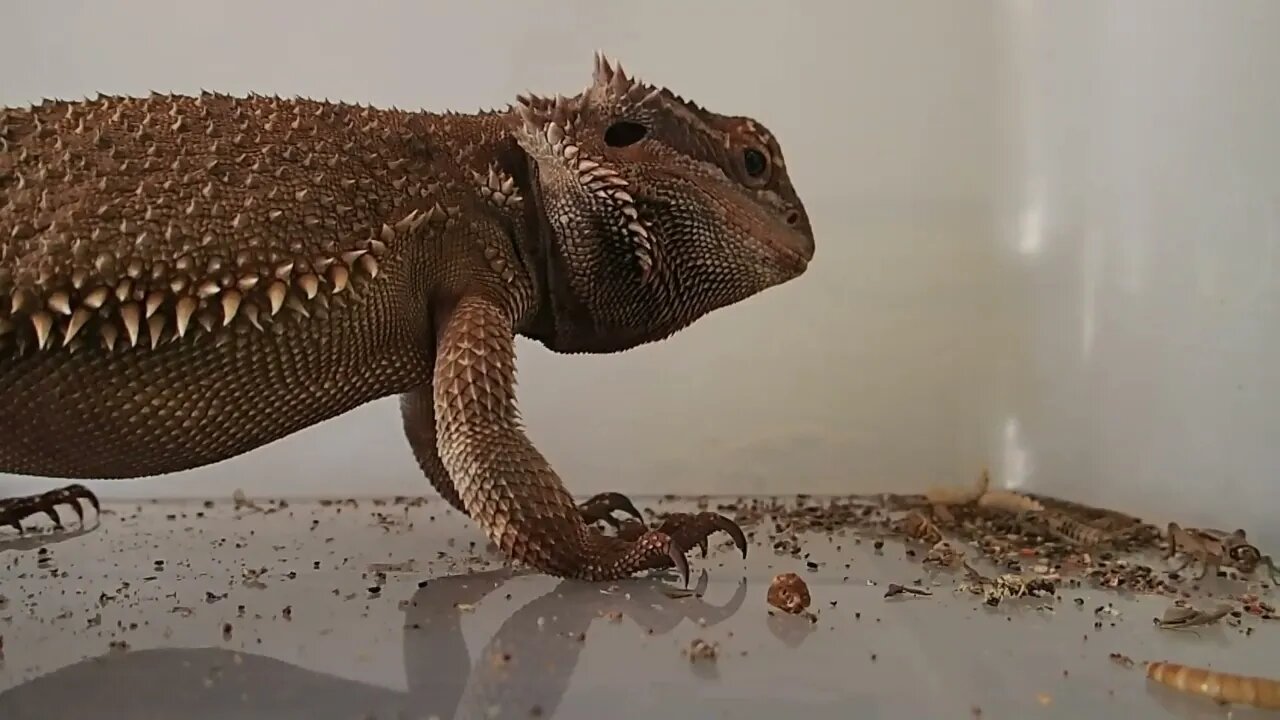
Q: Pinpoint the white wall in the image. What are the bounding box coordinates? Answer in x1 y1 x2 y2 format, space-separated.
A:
2 1 1276 544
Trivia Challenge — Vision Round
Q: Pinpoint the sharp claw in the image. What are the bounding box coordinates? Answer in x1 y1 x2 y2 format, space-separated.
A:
579 491 645 525
607 493 644 522
0 483 101 536
667 543 690 587
708 513 748 558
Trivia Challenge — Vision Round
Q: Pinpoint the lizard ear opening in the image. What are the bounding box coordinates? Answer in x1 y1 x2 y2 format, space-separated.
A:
604 121 647 148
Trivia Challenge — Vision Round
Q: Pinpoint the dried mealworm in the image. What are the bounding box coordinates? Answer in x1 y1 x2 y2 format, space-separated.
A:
924 469 990 506
975 489 1045 514
884 583 932 598
1043 512 1110 547
1145 660 1280 709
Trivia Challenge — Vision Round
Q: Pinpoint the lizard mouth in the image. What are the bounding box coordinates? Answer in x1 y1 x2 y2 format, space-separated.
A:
771 233 812 272
764 218 814 276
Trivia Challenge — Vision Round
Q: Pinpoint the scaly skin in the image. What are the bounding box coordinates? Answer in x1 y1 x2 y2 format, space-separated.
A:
0 54 814 584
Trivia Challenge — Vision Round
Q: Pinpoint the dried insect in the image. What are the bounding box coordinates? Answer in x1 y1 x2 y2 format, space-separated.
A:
924 468 990 507
1041 512 1113 548
922 540 964 568
684 638 719 662
1145 660 1280 710
1154 602 1233 631
975 489 1045 515
959 562 1055 606
1165 523 1278 581
1109 652 1136 669
989 574 1055 606
896 510 943 545
0 483 100 534
1018 492 1146 530
884 583 931 599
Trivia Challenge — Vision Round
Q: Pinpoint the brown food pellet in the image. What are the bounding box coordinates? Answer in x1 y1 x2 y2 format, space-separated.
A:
767 572 812 614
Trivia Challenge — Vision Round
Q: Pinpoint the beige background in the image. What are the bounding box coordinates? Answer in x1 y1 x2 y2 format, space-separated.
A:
2 1 1277 542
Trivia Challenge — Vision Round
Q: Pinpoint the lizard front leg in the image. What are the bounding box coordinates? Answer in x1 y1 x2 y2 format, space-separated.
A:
0 483 100 535
401 384 472 517
431 293 746 584
402 383 647 527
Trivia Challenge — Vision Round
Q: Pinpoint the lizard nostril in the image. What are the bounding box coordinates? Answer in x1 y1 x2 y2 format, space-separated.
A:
784 210 800 226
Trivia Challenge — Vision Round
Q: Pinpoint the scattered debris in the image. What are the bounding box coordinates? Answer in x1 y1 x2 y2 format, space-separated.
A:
1165 523 1279 582
883 583 931 599
684 638 719 662
958 564 1056 607
1154 602 1233 631
231 488 262 513
1108 652 1135 669
896 511 943 546
368 560 417 574
241 566 269 589
922 540 963 568
1240 594 1277 619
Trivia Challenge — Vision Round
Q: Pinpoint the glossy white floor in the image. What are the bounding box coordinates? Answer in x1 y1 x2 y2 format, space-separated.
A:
2 498 1277 720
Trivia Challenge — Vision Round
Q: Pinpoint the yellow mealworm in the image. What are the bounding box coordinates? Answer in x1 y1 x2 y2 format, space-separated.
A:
1145 660 1280 709
924 468 990 506
975 489 1045 514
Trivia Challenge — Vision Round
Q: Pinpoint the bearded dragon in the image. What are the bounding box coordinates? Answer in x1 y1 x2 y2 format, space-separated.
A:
0 54 813 585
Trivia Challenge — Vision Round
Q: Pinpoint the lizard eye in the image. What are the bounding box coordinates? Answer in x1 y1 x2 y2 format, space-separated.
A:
743 148 769 178
604 121 647 147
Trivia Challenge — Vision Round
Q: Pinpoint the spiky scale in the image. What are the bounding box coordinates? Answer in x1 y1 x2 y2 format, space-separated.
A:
63 309 90 345
328 265 349 293
298 274 319 299
174 296 197 337
30 311 53 349
47 291 72 315
266 281 286 315
120 303 141 346
196 280 219 299
220 289 241 325
82 287 109 309
147 314 166 348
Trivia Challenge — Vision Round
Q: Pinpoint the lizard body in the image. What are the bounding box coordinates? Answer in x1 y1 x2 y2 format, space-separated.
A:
0 55 813 583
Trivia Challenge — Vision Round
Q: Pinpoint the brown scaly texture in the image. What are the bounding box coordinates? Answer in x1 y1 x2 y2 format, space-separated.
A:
0 54 815 583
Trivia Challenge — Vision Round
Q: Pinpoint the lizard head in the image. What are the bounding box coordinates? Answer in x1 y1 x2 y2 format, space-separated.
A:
507 52 814 353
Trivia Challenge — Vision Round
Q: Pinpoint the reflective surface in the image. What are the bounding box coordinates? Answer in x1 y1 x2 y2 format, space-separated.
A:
2 499 1277 719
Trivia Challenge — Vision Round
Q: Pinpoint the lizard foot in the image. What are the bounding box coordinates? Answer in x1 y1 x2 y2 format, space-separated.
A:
0 483 101 534
600 510 748 580
571 495 746 585
641 511 749 562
